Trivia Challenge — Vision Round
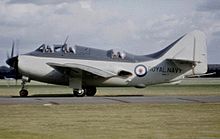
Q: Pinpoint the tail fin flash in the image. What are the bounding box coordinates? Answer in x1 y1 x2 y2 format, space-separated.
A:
161 30 207 74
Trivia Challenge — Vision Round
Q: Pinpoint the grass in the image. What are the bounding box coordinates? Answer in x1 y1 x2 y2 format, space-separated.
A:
0 78 219 139
0 104 219 139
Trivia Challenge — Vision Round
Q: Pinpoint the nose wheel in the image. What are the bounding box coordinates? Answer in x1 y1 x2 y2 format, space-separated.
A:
19 89 28 97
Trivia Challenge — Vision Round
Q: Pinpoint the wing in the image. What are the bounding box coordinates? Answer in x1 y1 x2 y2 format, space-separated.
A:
47 62 117 78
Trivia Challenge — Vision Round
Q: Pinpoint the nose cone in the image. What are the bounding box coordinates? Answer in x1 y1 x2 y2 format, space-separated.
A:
6 56 18 68
5 56 21 79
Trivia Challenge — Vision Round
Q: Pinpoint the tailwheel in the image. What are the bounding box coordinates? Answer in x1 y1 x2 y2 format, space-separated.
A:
19 89 28 97
86 87 97 96
73 89 86 97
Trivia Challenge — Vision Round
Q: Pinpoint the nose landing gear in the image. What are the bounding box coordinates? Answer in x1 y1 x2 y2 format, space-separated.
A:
19 77 30 97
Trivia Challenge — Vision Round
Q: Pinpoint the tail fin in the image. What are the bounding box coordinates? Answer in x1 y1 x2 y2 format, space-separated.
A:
154 30 207 74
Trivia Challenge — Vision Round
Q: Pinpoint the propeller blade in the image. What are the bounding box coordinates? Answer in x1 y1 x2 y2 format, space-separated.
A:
16 43 19 56
11 41 15 58
64 36 69 45
7 52 10 59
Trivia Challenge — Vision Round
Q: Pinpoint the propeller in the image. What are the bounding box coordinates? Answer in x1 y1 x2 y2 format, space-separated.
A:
6 41 16 67
6 41 20 82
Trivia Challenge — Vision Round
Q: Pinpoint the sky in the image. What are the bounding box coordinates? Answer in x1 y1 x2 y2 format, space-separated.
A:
0 0 220 65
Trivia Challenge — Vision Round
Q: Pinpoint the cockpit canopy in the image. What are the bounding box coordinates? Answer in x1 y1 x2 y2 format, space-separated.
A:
35 44 75 53
107 49 127 59
34 44 131 61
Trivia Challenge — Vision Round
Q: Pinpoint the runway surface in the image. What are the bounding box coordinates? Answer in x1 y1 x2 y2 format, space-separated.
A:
0 95 219 105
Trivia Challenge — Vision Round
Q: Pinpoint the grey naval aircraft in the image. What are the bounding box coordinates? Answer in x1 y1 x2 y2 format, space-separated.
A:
6 30 207 97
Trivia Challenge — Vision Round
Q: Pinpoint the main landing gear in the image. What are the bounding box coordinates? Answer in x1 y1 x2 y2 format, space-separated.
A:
73 86 97 97
18 77 96 97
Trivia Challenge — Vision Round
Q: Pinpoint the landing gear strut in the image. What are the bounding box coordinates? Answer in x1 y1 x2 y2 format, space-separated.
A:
19 77 29 97
73 87 97 97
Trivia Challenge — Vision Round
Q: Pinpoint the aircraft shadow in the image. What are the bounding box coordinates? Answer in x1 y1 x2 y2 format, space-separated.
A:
10 94 144 98
97 95 144 97
11 94 74 98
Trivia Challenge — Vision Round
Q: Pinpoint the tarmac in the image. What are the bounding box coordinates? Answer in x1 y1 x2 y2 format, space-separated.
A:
0 95 219 105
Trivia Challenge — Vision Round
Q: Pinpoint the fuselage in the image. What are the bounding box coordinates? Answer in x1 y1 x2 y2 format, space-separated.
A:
17 45 190 88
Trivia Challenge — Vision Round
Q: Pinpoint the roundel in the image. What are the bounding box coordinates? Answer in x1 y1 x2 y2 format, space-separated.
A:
134 65 147 77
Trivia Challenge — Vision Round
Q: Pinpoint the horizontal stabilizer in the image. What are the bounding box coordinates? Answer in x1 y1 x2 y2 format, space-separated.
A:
166 59 196 66
186 72 216 78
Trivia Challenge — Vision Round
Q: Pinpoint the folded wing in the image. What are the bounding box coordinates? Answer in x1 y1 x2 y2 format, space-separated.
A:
47 62 117 78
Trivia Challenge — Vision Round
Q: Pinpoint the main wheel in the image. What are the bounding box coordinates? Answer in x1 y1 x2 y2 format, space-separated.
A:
86 87 97 96
19 89 28 97
73 89 86 97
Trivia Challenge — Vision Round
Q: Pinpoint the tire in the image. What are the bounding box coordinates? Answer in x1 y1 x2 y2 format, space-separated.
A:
86 87 97 96
19 89 28 97
73 89 86 97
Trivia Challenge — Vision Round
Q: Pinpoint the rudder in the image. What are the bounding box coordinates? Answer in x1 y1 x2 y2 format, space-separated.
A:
161 30 207 74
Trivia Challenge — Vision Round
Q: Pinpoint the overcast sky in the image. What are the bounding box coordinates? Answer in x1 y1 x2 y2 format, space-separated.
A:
0 0 220 65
